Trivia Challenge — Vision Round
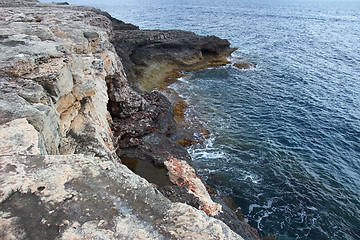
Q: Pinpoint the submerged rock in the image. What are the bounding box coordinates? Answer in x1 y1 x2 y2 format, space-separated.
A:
233 62 256 69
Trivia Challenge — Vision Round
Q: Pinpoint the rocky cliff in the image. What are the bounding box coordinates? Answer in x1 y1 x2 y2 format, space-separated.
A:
112 29 235 92
0 1 260 239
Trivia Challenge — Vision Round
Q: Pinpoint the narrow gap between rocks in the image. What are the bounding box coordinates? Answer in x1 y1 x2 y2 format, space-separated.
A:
104 74 178 188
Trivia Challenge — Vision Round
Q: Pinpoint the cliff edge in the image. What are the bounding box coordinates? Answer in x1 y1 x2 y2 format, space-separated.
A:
0 1 259 239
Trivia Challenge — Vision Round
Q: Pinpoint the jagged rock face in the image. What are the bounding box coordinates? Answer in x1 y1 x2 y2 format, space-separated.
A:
0 1 253 239
106 74 147 118
111 92 177 149
0 117 243 240
0 118 45 155
0 1 136 158
112 29 236 91
164 156 222 216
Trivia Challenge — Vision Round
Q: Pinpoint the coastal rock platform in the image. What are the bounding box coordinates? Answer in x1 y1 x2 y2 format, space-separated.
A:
0 0 261 239
112 29 236 92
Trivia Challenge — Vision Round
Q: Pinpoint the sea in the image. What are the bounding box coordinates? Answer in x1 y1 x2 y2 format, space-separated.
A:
43 0 360 239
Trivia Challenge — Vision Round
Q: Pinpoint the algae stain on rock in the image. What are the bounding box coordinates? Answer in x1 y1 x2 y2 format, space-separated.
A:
0 192 66 240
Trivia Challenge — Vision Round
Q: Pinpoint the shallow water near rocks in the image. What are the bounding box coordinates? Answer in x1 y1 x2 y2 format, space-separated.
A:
43 0 360 239
121 156 171 187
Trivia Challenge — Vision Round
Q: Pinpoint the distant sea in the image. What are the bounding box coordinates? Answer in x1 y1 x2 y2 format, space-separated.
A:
43 0 360 239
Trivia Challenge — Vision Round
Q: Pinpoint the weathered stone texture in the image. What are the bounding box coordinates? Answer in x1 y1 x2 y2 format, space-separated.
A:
0 2 123 158
113 29 236 92
0 1 250 239
164 156 222 216
0 153 243 239
0 118 45 155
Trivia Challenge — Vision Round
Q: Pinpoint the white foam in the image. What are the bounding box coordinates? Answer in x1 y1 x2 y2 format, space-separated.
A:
177 76 189 83
256 210 273 231
203 136 215 148
244 174 261 184
248 203 262 214
190 150 226 160
249 198 275 214
307 206 318 211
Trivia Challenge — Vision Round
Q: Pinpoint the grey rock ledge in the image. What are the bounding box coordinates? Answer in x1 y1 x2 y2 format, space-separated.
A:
0 0 258 239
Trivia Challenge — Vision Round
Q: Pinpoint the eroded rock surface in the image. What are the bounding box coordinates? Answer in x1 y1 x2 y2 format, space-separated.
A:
164 156 222 216
0 116 242 240
112 29 236 91
0 0 258 239
0 0 123 158
0 153 242 240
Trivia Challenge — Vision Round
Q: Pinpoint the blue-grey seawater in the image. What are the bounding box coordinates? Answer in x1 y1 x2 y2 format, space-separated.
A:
44 0 360 239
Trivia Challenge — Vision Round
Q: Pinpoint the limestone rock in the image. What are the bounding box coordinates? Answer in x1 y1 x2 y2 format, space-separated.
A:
0 1 122 158
106 74 147 118
0 118 45 155
164 156 222 216
112 29 236 91
0 109 240 239
0 1 255 239
0 153 243 240
112 91 177 150
119 132 191 166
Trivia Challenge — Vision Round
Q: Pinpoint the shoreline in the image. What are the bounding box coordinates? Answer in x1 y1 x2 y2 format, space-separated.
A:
0 0 262 239
108 16 259 236
109 19 264 239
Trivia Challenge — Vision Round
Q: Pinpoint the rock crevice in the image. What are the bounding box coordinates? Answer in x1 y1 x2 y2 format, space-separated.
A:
0 1 260 239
